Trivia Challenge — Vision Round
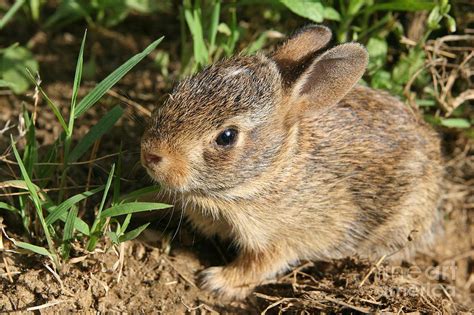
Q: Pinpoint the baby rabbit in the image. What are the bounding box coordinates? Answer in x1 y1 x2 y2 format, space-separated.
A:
141 25 443 299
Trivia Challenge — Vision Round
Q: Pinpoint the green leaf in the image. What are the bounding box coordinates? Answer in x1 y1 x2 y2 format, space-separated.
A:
62 205 78 259
101 202 172 218
366 37 388 73
392 47 425 85
208 1 221 51
280 0 324 23
63 206 78 239
125 0 168 13
370 0 435 12
0 79 18 89
11 139 46 221
217 23 231 36
119 223 150 243
45 186 104 227
26 72 69 133
68 216 89 236
441 118 471 129
22 109 37 176
74 37 163 118
87 164 115 251
120 213 132 234
371 70 393 90
68 105 123 163
15 241 51 257
119 185 161 203
108 231 120 244
10 144 58 258
244 31 269 56
446 15 456 33
44 0 91 28
323 7 341 21
29 0 41 21
0 0 26 29
347 0 365 16
69 29 87 135
0 45 39 94
416 99 436 107
184 7 208 66
427 6 441 29
0 202 20 213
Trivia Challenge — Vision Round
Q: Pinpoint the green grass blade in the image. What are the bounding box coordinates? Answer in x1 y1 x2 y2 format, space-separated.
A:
68 106 123 163
208 1 221 51
369 0 435 12
244 31 269 55
226 6 239 55
11 142 48 223
0 79 18 89
62 205 78 259
119 185 161 203
108 231 119 244
26 69 69 133
26 69 69 134
15 241 51 257
441 118 471 129
86 164 115 251
0 0 25 29
11 137 57 262
35 88 69 133
29 0 40 21
40 87 69 133
63 206 78 241
119 223 150 243
185 8 208 66
61 216 89 236
22 110 37 176
119 214 132 234
69 29 87 134
0 202 20 213
97 164 115 219
74 37 164 118
45 186 104 226
100 202 172 218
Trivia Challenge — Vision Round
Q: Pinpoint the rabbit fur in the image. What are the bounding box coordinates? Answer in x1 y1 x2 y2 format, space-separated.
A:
141 25 443 299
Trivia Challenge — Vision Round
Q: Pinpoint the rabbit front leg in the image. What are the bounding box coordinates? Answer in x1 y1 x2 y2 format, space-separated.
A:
199 245 296 300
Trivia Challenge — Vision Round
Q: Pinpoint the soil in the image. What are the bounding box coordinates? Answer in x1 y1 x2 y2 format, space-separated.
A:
0 12 473 314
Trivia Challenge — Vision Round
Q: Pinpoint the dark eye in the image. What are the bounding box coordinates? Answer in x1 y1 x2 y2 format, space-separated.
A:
215 128 238 147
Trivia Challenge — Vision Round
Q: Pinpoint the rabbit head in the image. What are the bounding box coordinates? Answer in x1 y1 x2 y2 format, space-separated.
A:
141 25 368 197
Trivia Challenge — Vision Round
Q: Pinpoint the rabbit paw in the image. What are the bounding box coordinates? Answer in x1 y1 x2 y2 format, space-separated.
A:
198 266 253 300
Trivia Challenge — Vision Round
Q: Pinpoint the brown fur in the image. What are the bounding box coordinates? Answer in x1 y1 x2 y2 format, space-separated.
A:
141 26 443 300
272 25 332 87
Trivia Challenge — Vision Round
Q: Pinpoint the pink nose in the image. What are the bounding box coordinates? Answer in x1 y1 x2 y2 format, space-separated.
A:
144 152 162 165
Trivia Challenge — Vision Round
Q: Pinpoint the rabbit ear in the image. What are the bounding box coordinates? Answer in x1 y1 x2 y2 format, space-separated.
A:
272 25 332 87
291 43 368 108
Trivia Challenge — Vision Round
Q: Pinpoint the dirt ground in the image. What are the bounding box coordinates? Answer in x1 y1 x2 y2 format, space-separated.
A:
0 16 473 313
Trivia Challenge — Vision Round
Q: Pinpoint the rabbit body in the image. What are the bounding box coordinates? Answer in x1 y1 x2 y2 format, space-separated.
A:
141 26 443 299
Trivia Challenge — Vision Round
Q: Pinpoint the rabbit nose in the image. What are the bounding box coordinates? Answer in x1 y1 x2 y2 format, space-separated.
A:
144 152 163 165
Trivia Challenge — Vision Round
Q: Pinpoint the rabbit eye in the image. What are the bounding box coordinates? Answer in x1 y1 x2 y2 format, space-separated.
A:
216 128 238 147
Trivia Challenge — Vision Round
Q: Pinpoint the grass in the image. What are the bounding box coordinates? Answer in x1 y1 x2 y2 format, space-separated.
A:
0 0 471 273
1 30 170 269
0 1 472 313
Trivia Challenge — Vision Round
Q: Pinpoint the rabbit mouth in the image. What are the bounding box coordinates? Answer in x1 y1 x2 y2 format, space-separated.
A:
144 167 190 193
145 167 235 197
